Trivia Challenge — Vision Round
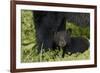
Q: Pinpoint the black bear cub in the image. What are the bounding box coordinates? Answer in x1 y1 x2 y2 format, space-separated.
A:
66 37 89 54
53 29 71 49
53 29 89 57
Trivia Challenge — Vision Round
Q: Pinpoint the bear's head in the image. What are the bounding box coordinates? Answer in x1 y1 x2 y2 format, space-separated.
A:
54 29 72 48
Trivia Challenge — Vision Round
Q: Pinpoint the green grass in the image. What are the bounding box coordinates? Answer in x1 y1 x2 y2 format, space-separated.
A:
21 10 90 63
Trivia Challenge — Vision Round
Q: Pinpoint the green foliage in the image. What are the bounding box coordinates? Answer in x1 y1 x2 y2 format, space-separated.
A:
66 23 90 39
21 10 90 63
21 10 36 45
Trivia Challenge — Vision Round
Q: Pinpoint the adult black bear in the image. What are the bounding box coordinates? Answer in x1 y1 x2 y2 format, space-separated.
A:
33 11 66 52
33 11 90 53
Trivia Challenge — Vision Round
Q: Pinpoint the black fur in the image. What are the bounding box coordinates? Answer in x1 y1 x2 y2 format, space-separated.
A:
53 30 89 57
33 11 90 53
64 37 89 55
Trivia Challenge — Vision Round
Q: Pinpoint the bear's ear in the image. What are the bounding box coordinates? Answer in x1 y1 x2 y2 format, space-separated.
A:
67 28 72 35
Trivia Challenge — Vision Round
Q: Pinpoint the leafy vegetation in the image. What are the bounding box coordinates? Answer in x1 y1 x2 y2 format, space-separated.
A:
66 22 90 39
21 10 90 63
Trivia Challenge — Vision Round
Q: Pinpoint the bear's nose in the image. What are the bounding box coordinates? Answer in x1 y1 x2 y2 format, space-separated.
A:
59 41 66 47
